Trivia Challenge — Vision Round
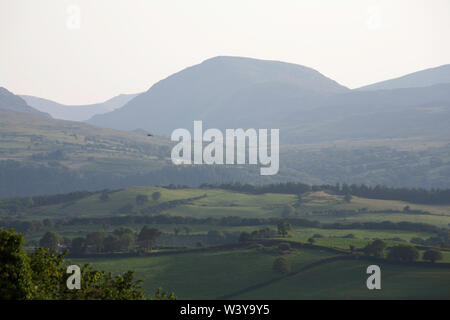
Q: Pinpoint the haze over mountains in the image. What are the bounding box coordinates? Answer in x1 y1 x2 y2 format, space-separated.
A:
21 92 140 122
1 56 450 196
87 57 450 143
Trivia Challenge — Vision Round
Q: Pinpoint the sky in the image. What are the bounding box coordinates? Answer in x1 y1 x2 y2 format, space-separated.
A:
1 0 449 105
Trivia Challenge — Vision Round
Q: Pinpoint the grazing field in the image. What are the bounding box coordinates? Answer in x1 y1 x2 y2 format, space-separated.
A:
234 259 450 300
72 247 450 300
3 185 449 300
72 247 335 300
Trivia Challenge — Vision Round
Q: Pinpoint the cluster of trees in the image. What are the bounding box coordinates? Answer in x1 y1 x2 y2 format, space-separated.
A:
200 182 311 195
362 239 444 263
239 228 278 243
0 229 175 300
200 182 450 205
38 226 162 255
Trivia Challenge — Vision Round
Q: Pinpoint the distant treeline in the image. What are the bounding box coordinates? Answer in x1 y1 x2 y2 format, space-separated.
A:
200 182 311 195
201 182 450 205
53 214 448 235
331 183 450 205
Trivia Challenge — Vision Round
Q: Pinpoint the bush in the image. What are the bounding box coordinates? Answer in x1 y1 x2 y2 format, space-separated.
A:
422 249 443 263
278 242 291 252
272 257 291 274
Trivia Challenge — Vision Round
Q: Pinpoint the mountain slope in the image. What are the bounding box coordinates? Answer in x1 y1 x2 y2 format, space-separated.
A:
283 83 450 143
357 64 450 91
87 56 349 134
21 92 140 122
0 87 50 117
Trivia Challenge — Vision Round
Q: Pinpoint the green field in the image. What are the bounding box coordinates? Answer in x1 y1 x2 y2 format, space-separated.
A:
72 247 450 300
2 185 449 300
234 258 450 300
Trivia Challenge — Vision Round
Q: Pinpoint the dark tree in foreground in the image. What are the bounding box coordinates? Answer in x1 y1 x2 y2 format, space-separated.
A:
0 229 175 300
422 249 443 263
272 257 291 274
0 229 33 299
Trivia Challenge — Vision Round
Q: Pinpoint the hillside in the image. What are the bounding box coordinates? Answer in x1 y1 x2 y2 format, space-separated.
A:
0 87 50 117
21 92 140 122
357 64 450 91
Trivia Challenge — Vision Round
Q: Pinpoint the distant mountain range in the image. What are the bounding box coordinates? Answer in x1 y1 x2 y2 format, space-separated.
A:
1 56 450 196
21 92 140 121
87 56 350 135
86 57 450 143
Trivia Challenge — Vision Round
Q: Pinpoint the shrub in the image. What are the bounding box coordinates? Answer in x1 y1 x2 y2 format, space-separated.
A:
272 257 291 274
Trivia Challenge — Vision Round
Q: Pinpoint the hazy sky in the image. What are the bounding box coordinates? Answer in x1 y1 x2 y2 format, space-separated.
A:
1 0 449 105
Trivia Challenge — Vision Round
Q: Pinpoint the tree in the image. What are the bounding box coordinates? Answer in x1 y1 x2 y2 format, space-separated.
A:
0 229 33 299
272 257 291 274
136 194 149 206
70 237 86 255
207 230 225 244
277 221 291 237
239 231 252 243
307 237 315 245
422 249 443 263
282 205 295 218
39 231 60 252
363 239 386 258
152 191 162 202
99 191 109 202
387 245 419 262
137 226 162 252
42 218 54 228
0 229 175 300
85 231 106 253
344 193 352 203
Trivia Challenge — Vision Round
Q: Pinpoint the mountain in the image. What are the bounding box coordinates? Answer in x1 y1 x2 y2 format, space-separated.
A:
87 56 450 143
87 56 349 134
21 92 140 122
357 64 450 91
0 87 50 117
282 83 450 143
